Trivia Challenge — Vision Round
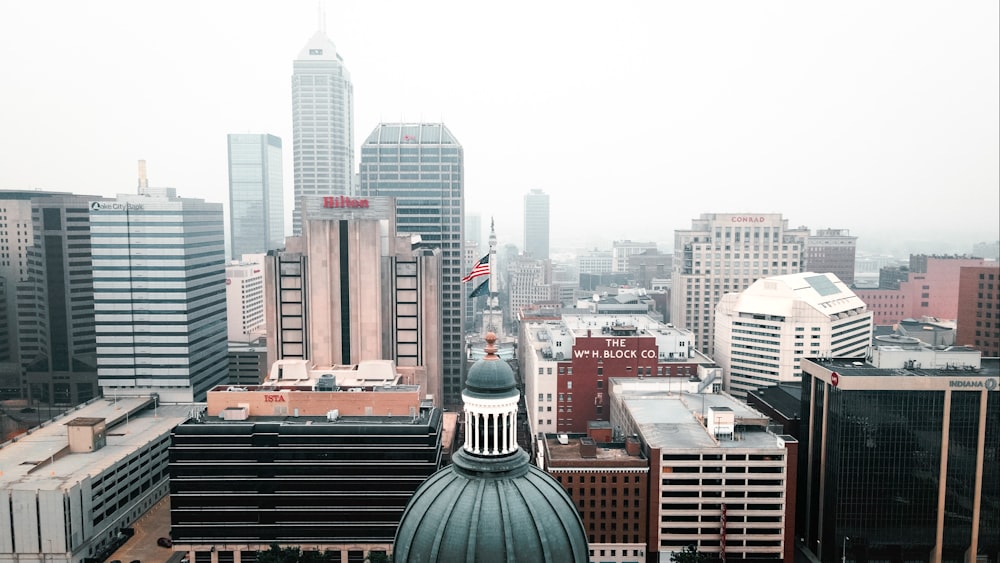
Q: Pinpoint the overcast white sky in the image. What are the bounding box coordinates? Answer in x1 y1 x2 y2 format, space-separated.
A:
1 1 997 255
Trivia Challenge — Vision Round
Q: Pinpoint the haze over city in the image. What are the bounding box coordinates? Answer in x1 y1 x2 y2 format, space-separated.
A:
1 0 997 255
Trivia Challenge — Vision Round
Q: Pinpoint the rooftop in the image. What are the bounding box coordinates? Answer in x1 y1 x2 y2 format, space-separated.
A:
0 397 191 491
610 379 778 451
363 123 460 145
808 356 1000 378
543 434 647 466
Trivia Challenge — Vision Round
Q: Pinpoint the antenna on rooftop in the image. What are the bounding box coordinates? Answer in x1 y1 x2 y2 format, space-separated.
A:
317 1 326 33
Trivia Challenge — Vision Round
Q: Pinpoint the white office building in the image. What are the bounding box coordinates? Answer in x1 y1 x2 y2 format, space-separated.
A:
714 271 873 397
291 31 354 235
91 187 228 402
671 213 809 356
226 255 266 343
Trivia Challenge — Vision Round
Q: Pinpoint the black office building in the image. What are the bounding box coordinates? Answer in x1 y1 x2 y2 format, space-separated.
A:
799 357 999 563
169 407 443 562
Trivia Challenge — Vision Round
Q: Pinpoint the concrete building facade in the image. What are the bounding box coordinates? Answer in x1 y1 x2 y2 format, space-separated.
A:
0 397 189 563
671 213 809 356
264 196 444 405
609 378 797 562
226 256 266 343
714 272 873 398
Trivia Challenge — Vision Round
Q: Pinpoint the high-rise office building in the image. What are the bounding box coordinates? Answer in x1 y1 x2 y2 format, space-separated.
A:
803 228 856 285
0 191 67 364
714 272 873 397
91 186 228 402
18 194 107 406
264 195 445 404
523 188 550 260
671 213 809 355
466 212 483 252
799 355 999 562
359 123 465 407
291 31 354 235
227 133 284 259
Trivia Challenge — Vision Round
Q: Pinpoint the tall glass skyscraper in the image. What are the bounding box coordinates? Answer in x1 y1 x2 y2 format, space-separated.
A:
91 187 228 402
291 31 354 236
359 123 465 406
523 188 550 260
227 133 284 259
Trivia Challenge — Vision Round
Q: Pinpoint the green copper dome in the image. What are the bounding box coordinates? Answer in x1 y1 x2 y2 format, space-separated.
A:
393 332 588 562
393 449 589 563
463 332 517 399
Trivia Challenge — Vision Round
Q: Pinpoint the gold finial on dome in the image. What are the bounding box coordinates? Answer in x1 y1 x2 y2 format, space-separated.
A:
484 332 498 360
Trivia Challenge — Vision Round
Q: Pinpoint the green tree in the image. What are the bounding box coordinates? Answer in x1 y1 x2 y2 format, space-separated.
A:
365 552 391 563
670 544 709 563
255 544 342 563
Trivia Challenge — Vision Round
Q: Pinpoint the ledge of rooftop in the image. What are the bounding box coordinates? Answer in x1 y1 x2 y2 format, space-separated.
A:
543 433 647 465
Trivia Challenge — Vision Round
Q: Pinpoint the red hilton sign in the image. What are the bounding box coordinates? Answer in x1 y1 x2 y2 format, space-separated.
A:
323 196 369 209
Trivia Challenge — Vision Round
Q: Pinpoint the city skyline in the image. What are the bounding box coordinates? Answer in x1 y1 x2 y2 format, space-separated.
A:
0 1 997 255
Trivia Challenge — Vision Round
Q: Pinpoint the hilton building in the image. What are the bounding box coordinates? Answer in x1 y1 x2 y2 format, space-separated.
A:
799 356 999 563
264 195 444 404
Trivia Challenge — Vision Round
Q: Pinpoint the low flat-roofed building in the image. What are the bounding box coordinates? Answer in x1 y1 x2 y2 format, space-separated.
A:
206 358 427 418
0 396 190 563
539 429 649 563
170 359 447 563
608 378 797 562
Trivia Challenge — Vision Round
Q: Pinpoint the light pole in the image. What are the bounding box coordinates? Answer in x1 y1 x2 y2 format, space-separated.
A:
842 535 850 563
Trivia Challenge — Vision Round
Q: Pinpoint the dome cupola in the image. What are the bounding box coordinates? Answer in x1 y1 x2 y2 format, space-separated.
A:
393 333 588 562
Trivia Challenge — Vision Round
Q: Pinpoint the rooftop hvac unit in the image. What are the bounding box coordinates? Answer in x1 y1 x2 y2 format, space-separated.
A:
327 409 340 422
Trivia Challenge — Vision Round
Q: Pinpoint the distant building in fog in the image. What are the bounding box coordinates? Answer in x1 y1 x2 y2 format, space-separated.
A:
523 188 550 260
227 133 284 259
804 228 856 285
612 240 657 273
972 240 999 260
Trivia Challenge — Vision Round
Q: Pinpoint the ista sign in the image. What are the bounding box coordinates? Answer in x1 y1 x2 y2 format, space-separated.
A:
323 196 369 209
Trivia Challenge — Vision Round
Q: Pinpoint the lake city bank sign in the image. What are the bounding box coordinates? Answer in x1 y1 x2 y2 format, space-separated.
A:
91 201 144 211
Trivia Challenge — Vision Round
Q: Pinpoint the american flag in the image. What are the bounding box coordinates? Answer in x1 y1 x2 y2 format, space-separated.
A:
461 254 490 283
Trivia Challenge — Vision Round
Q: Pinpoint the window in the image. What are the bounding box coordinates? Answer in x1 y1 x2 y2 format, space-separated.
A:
567 381 573 389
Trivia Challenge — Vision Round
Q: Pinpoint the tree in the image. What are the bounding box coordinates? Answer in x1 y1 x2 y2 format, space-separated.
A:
365 552 391 563
670 544 709 563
